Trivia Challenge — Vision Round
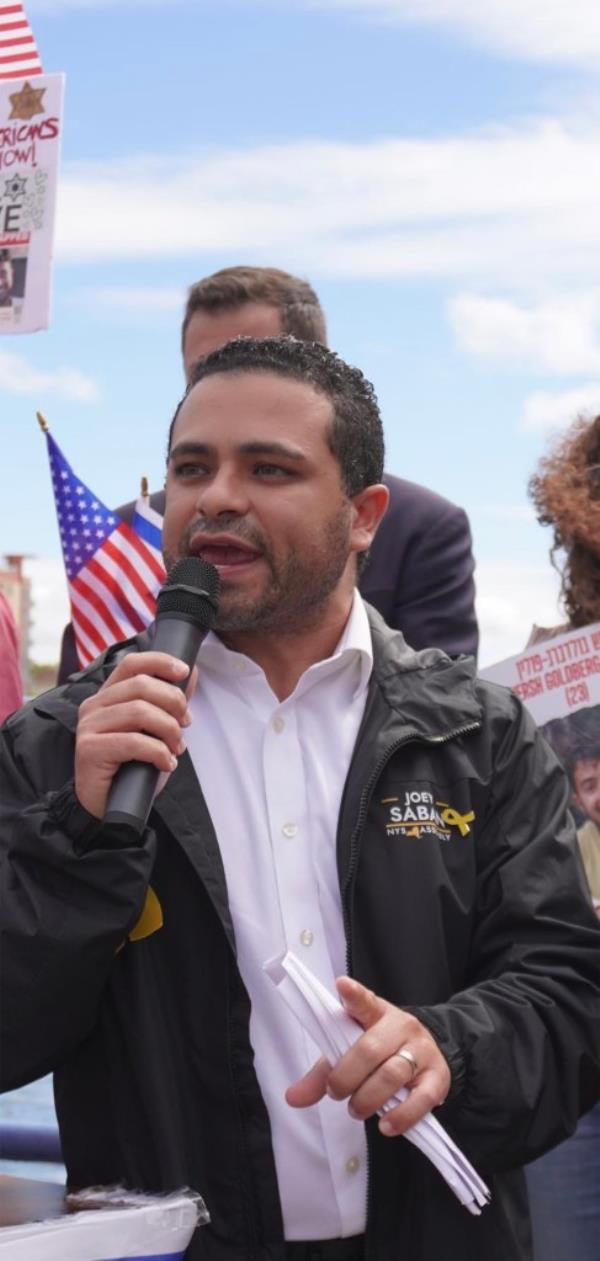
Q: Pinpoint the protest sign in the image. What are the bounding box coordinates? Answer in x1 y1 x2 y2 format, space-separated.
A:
479 622 600 724
0 72 64 334
481 622 600 910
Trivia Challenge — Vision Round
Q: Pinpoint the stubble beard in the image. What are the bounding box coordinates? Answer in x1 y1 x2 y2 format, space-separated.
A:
165 507 354 638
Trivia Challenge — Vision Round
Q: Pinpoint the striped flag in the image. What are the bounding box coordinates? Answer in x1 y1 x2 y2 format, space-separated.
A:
43 425 166 669
0 2 43 80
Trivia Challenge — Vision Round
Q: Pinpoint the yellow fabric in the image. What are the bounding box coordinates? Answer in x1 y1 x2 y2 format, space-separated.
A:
577 819 600 902
128 885 164 942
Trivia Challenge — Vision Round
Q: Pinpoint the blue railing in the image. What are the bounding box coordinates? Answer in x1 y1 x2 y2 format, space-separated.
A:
0 1076 65 1181
0 1123 62 1163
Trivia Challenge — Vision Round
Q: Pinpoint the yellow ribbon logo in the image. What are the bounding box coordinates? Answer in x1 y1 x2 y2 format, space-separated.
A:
439 807 475 837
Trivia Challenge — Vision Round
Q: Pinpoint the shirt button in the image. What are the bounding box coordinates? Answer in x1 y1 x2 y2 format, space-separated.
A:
272 715 285 733
282 823 297 839
346 1156 360 1175
233 659 246 673
299 929 314 947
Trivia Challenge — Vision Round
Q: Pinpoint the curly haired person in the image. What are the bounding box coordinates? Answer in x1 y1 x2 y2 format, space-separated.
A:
525 412 600 1261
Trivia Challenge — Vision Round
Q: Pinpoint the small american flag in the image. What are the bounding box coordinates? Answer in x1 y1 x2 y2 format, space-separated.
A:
44 426 166 669
0 2 43 80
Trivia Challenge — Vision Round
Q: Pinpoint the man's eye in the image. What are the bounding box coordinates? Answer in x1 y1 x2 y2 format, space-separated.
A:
254 463 292 478
173 463 208 478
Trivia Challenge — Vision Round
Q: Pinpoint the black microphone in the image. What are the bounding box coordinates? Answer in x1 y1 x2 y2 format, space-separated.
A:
103 557 220 834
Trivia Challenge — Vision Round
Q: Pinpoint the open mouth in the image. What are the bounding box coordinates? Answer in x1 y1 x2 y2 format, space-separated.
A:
189 537 262 574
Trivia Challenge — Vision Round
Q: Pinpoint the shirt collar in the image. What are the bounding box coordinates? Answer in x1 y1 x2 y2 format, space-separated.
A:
197 590 373 701
328 589 373 698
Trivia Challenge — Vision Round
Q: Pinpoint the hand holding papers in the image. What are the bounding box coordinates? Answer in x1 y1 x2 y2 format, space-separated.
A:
264 951 490 1216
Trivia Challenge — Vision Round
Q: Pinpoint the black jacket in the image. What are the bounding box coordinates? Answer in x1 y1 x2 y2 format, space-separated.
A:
56 476 478 683
2 612 599 1260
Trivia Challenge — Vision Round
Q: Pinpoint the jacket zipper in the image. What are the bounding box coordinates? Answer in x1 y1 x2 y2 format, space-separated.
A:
341 720 481 1239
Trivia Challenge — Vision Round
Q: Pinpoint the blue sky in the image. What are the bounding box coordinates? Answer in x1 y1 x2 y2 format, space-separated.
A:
3 0 600 665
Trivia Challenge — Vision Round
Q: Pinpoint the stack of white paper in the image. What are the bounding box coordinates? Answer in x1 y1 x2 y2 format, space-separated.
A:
264 951 490 1215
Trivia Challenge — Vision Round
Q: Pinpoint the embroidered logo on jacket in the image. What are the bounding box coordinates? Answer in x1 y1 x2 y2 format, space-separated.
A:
381 789 475 842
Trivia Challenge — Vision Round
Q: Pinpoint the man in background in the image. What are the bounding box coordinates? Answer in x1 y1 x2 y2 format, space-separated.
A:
57 266 477 681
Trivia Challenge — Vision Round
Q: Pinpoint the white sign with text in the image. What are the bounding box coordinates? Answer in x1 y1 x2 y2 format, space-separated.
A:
480 622 600 723
0 73 64 334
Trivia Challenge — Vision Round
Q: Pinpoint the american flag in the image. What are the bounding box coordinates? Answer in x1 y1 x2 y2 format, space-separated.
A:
44 427 166 669
0 2 43 80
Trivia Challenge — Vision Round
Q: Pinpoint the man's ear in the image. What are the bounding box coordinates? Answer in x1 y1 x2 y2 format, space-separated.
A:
349 483 390 557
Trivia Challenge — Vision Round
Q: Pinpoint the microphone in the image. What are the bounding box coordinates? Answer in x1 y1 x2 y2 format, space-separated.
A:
103 556 220 834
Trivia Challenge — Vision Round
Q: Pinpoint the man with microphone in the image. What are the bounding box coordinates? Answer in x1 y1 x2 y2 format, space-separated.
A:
1 336 599 1261
57 264 478 682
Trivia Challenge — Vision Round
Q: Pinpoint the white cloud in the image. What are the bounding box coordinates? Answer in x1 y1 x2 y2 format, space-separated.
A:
520 382 600 432
313 0 600 70
0 351 99 402
449 291 600 376
476 561 562 668
53 118 600 288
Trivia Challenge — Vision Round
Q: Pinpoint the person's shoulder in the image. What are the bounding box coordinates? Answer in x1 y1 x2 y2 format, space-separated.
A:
578 818 600 847
115 489 165 524
368 606 478 694
526 622 570 647
473 672 524 720
368 609 535 757
0 590 18 641
382 473 468 523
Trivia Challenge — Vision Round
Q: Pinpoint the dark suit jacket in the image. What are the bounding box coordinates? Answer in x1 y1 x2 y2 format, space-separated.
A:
56 474 477 683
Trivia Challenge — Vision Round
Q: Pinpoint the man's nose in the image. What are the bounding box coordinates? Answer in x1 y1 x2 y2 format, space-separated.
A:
196 467 249 517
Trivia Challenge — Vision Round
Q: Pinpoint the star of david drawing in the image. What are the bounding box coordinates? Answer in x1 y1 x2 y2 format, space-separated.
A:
9 82 46 122
3 176 27 202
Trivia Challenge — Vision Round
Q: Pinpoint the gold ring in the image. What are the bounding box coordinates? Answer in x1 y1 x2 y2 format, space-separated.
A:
396 1048 418 1079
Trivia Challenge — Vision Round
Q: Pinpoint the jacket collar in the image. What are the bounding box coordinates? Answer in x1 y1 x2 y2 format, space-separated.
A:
366 606 482 739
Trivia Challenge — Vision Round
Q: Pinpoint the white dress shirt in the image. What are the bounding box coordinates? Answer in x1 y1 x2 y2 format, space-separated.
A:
185 592 372 1240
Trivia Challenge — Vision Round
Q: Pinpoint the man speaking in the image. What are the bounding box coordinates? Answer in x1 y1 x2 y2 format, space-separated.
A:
57 265 478 682
1 337 599 1260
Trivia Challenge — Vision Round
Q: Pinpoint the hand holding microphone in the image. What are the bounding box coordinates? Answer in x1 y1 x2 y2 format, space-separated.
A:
74 558 219 830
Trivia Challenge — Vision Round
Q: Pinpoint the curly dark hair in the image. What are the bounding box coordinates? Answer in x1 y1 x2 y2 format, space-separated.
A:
167 334 384 498
529 414 600 627
181 266 327 352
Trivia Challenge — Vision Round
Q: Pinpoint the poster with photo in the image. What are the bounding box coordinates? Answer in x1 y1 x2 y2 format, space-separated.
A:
480 622 600 912
0 73 64 334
